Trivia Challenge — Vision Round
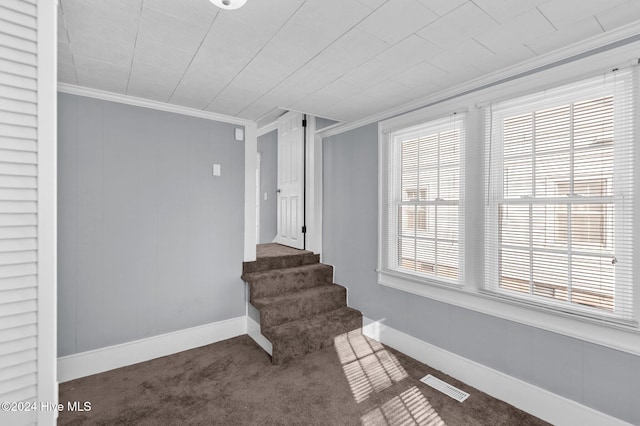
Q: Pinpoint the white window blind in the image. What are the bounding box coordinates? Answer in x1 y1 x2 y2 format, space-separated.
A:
484 69 636 323
381 113 465 285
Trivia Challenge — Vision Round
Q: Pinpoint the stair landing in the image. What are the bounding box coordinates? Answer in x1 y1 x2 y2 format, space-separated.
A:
256 243 310 258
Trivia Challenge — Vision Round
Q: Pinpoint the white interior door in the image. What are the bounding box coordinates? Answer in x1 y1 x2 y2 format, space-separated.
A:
276 111 304 249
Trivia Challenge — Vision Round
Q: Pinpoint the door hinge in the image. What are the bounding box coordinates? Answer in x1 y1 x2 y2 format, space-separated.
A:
302 226 307 234
302 119 307 127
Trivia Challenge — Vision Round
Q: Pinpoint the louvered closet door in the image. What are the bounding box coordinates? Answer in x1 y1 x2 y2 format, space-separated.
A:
0 0 39 423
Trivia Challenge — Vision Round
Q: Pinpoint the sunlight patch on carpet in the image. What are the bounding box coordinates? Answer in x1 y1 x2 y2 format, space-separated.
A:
335 329 408 403
361 386 446 426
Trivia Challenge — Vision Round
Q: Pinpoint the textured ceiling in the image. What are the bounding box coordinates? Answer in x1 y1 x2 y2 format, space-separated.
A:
57 0 640 124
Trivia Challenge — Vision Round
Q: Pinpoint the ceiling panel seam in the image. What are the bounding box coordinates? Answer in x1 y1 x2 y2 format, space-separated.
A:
124 0 144 94
468 0 499 25
203 0 310 111
167 9 220 103
58 2 79 85
242 0 475 118
536 6 559 31
473 37 496 55
594 16 606 33
236 0 391 117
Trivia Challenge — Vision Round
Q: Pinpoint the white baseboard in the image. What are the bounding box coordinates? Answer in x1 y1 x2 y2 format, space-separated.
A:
247 314 273 356
58 316 246 383
362 317 631 426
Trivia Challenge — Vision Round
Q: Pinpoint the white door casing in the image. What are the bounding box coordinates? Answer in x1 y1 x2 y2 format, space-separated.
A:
256 152 261 243
276 112 304 249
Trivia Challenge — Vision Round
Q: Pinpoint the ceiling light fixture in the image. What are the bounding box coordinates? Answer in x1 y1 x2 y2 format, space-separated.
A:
209 0 246 10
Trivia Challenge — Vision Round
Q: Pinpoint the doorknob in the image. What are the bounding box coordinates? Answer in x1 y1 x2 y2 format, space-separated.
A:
276 189 281 193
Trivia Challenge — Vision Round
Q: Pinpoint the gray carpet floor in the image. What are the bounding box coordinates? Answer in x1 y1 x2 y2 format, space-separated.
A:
59 332 549 425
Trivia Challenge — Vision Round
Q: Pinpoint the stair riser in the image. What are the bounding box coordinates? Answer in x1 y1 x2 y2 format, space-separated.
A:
248 266 333 300
242 253 320 275
259 287 347 329
270 313 362 365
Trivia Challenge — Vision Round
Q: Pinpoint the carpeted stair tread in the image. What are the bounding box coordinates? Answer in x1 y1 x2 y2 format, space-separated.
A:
252 284 347 329
242 244 363 364
263 307 363 364
242 252 320 275
244 263 333 300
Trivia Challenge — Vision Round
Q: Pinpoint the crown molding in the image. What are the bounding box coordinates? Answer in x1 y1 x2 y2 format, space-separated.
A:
257 110 343 137
257 120 278 136
319 22 640 139
314 121 343 135
57 83 255 127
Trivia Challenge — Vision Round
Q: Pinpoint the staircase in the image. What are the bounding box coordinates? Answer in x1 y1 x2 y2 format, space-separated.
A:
242 244 362 364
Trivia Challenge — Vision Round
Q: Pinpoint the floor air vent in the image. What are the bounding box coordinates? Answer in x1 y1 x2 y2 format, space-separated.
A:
420 374 470 402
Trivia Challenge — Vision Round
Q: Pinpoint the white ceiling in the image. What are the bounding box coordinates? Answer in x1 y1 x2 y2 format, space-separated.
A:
57 0 640 124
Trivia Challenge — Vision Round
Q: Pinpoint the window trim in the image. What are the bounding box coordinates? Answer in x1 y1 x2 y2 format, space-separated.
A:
378 268 640 355
484 71 635 324
377 58 640 357
379 110 466 288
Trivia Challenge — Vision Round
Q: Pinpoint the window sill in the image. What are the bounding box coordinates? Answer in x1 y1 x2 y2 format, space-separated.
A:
377 269 640 356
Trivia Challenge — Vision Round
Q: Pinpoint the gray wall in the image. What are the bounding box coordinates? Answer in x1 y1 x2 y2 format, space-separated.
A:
316 117 339 131
258 130 277 244
58 93 245 357
322 123 640 424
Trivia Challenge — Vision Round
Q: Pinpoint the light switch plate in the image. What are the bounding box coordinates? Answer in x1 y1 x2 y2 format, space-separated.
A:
213 164 221 176
235 128 244 141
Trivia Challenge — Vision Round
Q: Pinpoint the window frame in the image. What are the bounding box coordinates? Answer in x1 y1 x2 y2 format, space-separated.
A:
379 111 466 288
376 60 640 357
484 70 635 324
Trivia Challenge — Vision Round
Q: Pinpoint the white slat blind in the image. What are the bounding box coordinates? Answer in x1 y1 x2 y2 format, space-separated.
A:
485 68 636 324
0 0 39 422
381 113 465 286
